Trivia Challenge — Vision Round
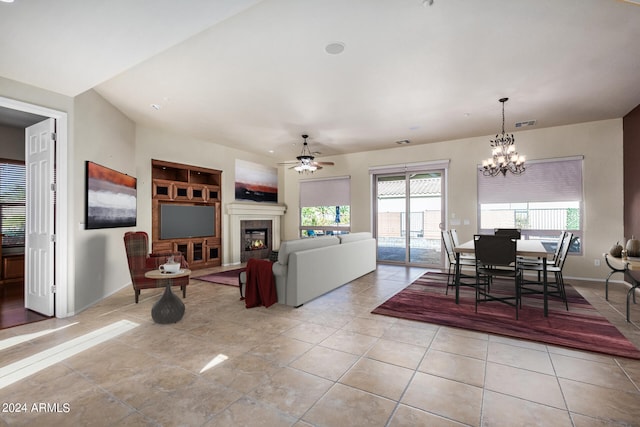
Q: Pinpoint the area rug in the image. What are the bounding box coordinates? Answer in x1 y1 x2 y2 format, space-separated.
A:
372 272 640 359
196 268 244 287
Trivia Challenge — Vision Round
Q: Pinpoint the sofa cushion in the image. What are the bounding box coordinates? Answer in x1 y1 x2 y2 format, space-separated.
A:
277 236 339 265
337 232 373 244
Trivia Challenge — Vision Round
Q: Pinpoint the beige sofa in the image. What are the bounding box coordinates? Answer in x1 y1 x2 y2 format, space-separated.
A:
272 232 377 307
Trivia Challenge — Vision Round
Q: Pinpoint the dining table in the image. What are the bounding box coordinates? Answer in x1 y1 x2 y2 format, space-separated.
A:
454 239 552 316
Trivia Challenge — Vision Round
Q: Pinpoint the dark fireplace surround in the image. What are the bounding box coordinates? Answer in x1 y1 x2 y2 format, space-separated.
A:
241 220 272 262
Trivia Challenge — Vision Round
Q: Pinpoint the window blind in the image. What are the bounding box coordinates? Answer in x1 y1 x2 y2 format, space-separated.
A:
0 161 26 246
477 157 583 204
300 176 351 207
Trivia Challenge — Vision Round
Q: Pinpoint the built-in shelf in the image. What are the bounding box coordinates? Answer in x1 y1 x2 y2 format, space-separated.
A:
151 159 222 270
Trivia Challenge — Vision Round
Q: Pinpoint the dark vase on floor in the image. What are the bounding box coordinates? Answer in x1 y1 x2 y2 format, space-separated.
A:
151 285 185 324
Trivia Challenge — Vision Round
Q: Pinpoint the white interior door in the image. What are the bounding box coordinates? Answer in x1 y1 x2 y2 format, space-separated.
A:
25 118 56 316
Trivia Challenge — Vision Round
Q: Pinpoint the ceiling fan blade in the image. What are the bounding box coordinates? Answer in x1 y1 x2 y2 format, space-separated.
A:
314 161 334 166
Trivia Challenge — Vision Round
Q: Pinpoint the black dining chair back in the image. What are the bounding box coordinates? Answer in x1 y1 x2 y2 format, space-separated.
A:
494 228 522 239
474 234 521 319
475 234 518 268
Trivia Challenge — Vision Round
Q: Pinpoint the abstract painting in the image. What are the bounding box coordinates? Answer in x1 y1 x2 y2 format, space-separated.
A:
85 161 137 229
235 159 278 203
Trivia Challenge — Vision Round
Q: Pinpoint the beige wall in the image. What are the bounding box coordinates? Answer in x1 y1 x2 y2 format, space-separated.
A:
280 118 624 281
0 125 24 160
72 89 136 312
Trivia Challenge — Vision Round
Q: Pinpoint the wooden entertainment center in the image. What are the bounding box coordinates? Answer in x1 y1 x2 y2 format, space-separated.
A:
151 159 222 270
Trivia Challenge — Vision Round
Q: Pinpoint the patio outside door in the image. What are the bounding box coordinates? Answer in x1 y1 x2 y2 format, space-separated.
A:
375 171 444 266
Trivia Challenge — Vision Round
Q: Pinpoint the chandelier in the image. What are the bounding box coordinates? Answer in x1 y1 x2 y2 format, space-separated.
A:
294 135 318 173
481 97 525 177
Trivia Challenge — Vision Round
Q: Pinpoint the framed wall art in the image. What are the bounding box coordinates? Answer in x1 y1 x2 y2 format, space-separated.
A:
235 159 278 203
85 161 137 229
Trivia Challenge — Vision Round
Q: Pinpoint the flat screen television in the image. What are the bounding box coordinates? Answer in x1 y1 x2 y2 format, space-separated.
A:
160 204 215 239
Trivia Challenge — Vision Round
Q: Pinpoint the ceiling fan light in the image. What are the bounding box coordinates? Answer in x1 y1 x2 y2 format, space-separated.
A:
290 134 333 174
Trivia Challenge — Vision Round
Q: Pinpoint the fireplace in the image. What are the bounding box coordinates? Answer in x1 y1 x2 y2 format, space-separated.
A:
241 220 272 262
227 203 286 265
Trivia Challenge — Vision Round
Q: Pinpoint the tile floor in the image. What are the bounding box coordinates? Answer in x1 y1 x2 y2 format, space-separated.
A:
0 264 639 426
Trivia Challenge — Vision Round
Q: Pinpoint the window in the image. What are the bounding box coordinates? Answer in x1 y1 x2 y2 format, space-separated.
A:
299 176 350 237
477 157 583 254
0 160 26 247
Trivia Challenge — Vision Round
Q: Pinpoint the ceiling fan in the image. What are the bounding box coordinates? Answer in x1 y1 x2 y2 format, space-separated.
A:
279 135 335 173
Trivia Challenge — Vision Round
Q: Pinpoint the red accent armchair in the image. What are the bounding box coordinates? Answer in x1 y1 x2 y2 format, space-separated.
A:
123 231 189 303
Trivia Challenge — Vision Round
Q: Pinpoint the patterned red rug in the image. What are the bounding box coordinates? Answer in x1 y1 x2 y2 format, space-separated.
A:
372 272 640 359
196 268 244 287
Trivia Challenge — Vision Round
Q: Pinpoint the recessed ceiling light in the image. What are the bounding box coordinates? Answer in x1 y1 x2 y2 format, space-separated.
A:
325 42 345 55
0 0 15 3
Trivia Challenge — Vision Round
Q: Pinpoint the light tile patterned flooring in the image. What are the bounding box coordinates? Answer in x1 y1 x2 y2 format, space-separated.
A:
1 264 639 426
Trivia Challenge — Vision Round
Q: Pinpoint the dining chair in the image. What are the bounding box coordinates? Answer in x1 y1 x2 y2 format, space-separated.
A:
494 228 522 239
450 229 461 246
518 232 573 310
441 230 476 294
449 229 476 263
518 231 566 266
474 234 522 319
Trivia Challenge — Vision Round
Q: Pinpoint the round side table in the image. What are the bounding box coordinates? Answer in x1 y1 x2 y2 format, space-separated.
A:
145 268 191 324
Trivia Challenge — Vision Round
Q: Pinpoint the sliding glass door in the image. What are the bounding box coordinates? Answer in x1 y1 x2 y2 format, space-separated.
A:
374 170 445 266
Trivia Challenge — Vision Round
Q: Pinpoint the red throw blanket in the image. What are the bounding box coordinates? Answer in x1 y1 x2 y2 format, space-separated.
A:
245 258 277 308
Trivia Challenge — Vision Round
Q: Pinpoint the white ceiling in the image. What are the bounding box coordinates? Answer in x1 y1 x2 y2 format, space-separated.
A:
1 0 640 162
